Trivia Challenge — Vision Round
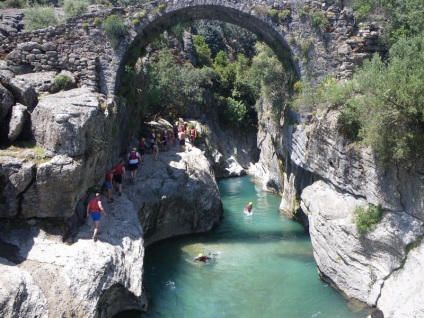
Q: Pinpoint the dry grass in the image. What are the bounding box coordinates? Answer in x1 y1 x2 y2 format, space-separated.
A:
0 141 49 165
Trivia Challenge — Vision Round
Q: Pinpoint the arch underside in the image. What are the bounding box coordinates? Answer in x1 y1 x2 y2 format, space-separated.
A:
116 5 300 93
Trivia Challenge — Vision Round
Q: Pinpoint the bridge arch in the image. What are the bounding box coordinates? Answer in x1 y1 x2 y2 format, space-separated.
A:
117 1 302 94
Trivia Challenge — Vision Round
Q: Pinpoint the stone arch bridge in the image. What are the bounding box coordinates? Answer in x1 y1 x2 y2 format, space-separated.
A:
1 0 379 97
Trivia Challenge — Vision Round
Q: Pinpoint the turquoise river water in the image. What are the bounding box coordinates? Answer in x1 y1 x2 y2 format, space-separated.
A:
119 175 369 318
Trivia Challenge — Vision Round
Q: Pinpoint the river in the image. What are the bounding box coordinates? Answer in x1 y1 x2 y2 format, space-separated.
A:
119 175 369 317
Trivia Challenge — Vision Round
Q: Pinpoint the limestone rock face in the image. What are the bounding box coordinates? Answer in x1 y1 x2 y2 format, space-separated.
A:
301 180 423 305
0 192 147 318
8 77 38 111
8 104 28 142
378 242 424 318
0 260 48 318
0 157 35 218
0 83 14 119
31 87 105 157
134 146 223 246
21 155 83 219
201 118 259 178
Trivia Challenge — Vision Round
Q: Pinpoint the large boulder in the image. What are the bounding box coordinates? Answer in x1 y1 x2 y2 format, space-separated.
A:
21 155 83 219
8 104 28 142
7 77 38 111
0 83 14 119
135 145 223 246
300 180 423 305
378 242 424 317
0 157 35 219
0 259 48 318
31 87 107 157
0 191 147 318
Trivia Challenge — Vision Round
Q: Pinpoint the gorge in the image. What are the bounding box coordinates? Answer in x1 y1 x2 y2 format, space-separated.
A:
0 1 423 317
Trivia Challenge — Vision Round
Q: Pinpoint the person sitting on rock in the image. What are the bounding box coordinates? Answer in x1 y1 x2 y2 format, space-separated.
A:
86 192 106 241
128 147 142 179
194 253 210 262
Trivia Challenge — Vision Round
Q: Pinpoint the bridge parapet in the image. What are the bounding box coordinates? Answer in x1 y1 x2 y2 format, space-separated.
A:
0 0 382 95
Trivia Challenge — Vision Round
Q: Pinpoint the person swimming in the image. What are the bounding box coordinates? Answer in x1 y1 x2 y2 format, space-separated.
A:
244 202 253 214
194 253 210 262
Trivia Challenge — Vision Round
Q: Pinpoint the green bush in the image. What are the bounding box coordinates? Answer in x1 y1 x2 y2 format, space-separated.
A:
279 10 291 21
0 2 6 9
102 14 127 45
25 5 59 30
353 204 382 236
3 0 26 8
54 74 73 90
94 17 102 26
63 0 89 18
158 3 166 12
82 23 89 29
311 10 330 32
132 19 140 26
268 9 278 22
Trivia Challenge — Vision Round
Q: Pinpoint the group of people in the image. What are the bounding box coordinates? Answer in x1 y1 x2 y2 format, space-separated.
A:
140 122 198 160
87 159 127 241
87 120 198 242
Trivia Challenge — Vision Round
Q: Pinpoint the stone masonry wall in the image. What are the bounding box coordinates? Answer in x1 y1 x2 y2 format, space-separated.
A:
1 0 382 96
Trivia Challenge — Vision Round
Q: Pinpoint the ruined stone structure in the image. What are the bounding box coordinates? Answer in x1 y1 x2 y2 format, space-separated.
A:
1 0 381 96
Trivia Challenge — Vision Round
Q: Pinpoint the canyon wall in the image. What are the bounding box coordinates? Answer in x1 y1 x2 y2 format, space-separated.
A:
253 98 424 315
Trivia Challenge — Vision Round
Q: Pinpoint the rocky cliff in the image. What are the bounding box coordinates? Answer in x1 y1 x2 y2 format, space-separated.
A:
0 70 223 316
253 100 424 315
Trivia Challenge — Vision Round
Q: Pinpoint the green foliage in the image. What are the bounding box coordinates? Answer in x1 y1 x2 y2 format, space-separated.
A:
94 17 102 26
353 0 424 46
132 19 140 26
2 0 26 8
311 9 330 32
353 204 382 236
299 38 313 60
279 10 291 21
193 35 212 67
306 34 424 162
82 23 89 29
63 0 89 18
25 5 59 30
135 9 147 19
158 3 166 12
102 14 127 46
193 20 256 59
142 48 214 116
268 9 279 22
54 74 73 90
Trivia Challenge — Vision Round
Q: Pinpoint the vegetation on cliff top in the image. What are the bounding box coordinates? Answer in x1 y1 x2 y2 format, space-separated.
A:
120 21 292 133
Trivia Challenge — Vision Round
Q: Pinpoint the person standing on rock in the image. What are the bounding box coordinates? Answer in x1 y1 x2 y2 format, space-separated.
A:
104 167 114 203
189 126 197 146
86 192 106 241
114 159 126 196
128 147 142 179
179 130 186 152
